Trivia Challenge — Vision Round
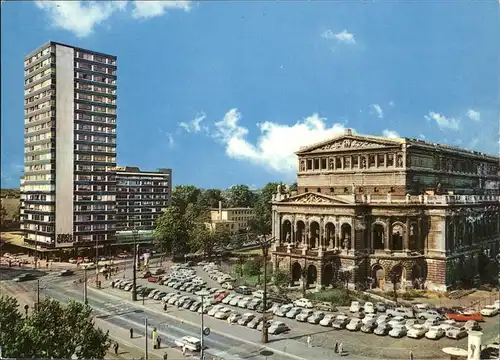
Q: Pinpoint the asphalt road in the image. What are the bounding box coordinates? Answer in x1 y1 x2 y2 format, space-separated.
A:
8 271 315 360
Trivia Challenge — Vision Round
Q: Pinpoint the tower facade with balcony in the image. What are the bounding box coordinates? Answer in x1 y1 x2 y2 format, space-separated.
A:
21 41 117 249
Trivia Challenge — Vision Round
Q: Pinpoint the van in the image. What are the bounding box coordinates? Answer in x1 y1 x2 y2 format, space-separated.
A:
174 336 201 352
387 307 415 318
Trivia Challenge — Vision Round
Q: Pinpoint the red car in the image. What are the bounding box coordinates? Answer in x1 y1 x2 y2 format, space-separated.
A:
446 312 484 322
147 276 160 283
214 291 229 303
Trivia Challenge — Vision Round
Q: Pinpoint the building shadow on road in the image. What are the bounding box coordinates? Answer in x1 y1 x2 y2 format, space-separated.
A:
0 268 47 281
266 328 336 344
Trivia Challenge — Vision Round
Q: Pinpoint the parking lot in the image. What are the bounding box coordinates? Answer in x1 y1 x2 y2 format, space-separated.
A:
111 262 500 359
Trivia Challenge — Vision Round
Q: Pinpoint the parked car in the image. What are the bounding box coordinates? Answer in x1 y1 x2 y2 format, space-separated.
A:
425 325 445 340
446 312 483 322
349 301 362 313
229 296 243 307
407 324 426 339
257 320 272 331
464 320 480 331
285 307 302 319
315 302 336 312
413 303 431 313
332 315 350 329
307 311 325 324
228 313 242 324
376 315 391 325
423 318 440 330
268 322 290 335
214 308 232 320
296 309 314 322
387 307 415 319
480 305 499 317
362 313 378 325
319 314 336 327
374 322 391 336
247 299 262 310
360 320 377 333
238 297 253 308
59 269 74 276
346 318 363 331
252 290 264 299
418 310 443 321
275 304 293 317
439 319 458 332
364 302 375 314
208 305 224 317
388 316 406 328
238 313 255 326
235 286 252 295
14 273 35 282
375 302 387 313
293 298 314 309
389 324 407 338
247 316 263 329
446 326 468 339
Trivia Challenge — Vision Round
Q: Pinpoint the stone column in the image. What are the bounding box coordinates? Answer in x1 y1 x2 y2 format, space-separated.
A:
358 155 361 169
384 153 388 168
333 156 337 170
351 221 356 252
375 154 379 167
385 219 391 251
417 218 422 251
293 222 297 246
319 219 324 249
340 157 344 169
404 218 410 251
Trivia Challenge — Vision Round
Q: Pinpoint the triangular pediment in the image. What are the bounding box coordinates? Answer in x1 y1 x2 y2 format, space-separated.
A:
296 133 403 155
276 192 353 205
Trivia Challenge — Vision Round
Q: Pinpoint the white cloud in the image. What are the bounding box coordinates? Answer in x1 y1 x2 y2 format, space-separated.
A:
322 29 356 44
179 113 207 133
35 1 127 38
211 109 348 175
424 111 460 131
419 134 426 140
382 129 400 138
34 0 190 37
131 1 190 19
166 132 175 148
371 104 384 119
466 109 481 122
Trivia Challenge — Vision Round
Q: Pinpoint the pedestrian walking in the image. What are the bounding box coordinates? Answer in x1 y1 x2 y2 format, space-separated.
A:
338 342 343 355
334 342 339 353
307 335 312 348
113 342 119 355
130 328 134 339
163 353 168 360
182 345 186 355
163 303 167 312
409 350 414 360
157 336 161 349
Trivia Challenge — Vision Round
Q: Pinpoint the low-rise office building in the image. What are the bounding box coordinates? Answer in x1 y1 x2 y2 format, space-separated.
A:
207 201 255 234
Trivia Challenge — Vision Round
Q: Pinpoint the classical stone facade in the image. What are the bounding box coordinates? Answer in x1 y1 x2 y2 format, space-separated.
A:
271 130 500 292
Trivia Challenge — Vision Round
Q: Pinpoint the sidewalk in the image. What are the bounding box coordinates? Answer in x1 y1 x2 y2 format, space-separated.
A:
96 317 192 360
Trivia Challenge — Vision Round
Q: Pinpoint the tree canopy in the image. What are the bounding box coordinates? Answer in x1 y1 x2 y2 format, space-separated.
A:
226 185 258 208
0 295 110 359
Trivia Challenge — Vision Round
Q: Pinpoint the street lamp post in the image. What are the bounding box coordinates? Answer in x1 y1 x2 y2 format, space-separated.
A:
34 226 39 269
258 235 275 345
131 227 139 301
197 290 210 360
95 236 99 288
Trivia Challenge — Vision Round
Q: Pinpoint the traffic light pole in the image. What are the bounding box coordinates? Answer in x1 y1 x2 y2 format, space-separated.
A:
132 228 138 301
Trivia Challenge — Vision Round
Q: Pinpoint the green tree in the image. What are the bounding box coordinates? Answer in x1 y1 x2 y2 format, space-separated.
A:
227 185 257 208
274 269 291 288
0 296 110 359
0 203 7 221
252 182 280 235
289 182 298 191
155 207 189 255
198 189 226 208
172 185 202 214
244 257 262 277
189 223 231 256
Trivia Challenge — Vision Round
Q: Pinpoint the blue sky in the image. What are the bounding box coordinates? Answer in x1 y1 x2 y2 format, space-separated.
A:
1 1 499 189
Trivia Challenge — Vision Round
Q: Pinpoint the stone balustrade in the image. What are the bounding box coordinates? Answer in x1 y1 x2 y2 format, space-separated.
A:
360 194 500 205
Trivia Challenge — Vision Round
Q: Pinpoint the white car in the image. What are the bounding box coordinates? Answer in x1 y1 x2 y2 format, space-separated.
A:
425 325 445 340
389 324 407 338
227 313 242 324
439 319 457 332
296 309 314 322
362 313 378 325
293 298 313 308
319 314 336 327
307 311 325 324
480 305 499 317
286 307 302 319
253 290 264 299
407 324 426 339
222 282 234 290
237 297 252 308
148 289 161 299
174 336 201 352
222 294 235 304
237 313 255 326
349 301 362 313
346 318 363 331
388 316 406 328
268 321 290 335
446 326 468 339
229 296 243 306
376 315 391 325
214 308 232 320
275 304 293 317
364 302 375 314
422 318 440 330
208 305 224 317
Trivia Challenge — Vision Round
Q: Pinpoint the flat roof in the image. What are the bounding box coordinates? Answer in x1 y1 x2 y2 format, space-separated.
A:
25 41 117 60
